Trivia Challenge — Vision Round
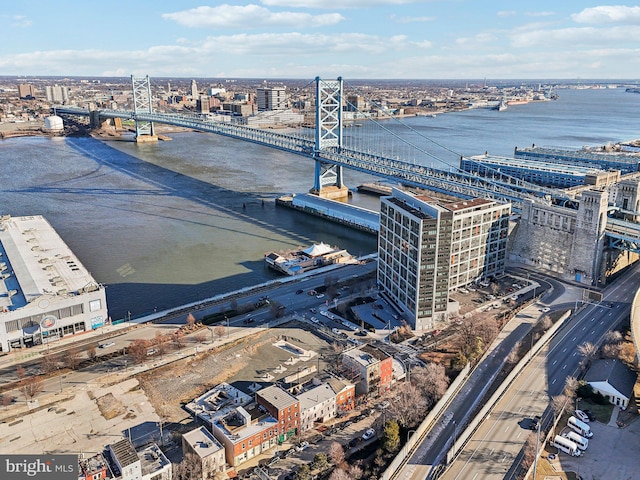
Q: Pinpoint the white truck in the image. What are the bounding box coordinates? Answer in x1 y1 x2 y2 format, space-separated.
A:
552 435 581 457
568 415 593 438
564 430 588 450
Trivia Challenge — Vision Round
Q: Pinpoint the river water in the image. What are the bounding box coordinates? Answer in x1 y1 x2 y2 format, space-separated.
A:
1 87 638 319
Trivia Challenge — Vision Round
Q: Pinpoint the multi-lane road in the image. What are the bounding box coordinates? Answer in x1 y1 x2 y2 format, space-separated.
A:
441 263 640 480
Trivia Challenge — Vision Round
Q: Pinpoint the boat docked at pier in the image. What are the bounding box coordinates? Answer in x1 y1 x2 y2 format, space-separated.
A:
264 242 356 276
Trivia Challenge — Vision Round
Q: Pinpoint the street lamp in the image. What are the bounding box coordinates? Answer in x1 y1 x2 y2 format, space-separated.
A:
575 397 582 412
407 429 416 444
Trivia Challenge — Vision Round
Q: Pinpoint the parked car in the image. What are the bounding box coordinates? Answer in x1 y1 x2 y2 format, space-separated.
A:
296 289 304 295
295 441 309 452
529 415 541 431
284 448 296 457
378 400 390 410
310 317 319 323
310 308 317 314
99 341 115 348
574 409 590 423
316 294 325 299
362 428 375 441
583 409 596 421
267 456 280 467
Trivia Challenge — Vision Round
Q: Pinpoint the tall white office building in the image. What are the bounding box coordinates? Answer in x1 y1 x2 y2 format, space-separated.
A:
378 189 510 331
256 87 287 111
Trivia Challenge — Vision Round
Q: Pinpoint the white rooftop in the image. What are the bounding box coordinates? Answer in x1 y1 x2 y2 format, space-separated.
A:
297 383 335 411
182 426 224 459
0 215 99 310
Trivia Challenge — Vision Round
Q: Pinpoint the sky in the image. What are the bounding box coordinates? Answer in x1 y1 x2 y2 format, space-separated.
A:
1 1 639 79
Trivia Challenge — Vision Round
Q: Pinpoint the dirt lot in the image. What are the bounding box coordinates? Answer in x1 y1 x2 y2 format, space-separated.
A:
137 320 337 424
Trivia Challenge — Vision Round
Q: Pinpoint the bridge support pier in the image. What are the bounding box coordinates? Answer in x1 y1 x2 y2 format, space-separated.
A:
312 77 348 199
131 75 158 143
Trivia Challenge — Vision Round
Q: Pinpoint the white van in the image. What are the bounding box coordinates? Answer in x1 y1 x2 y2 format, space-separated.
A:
564 430 588 450
552 435 581 457
574 409 590 423
568 416 593 438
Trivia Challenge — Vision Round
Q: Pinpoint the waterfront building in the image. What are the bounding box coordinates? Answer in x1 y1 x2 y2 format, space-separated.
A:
264 242 355 276
510 189 608 284
378 189 510 330
514 145 640 175
256 87 287 111
461 154 620 188
181 426 226 479
0 215 108 352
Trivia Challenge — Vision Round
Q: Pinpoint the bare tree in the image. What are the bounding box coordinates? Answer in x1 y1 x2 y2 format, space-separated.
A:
551 394 568 420
185 313 196 329
564 376 579 400
538 315 552 332
521 432 539 470
20 373 43 400
328 469 350 480
172 453 202 480
39 355 58 375
348 463 364 480
63 348 82 370
577 342 598 369
172 332 185 350
0 394 13 409
604 330 623 345
328 441 345 465
193 332 207 344
86 344 97 361
214 324 225 341
387 382 428 428
506 341 522 365
411 362 450 407
602 343 622 359
128 339 150 364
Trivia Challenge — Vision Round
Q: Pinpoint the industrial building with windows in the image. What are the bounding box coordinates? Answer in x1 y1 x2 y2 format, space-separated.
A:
461 154 621 188
0 215 108 352
514 145 640 174
378 189 510 331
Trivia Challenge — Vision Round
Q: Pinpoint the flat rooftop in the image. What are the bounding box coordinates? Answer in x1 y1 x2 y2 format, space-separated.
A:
465 154 605 175
0 215 100 310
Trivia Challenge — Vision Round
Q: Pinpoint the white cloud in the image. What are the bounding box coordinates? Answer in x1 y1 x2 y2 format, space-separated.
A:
10 15 31 28
497 10 516 18
392 15 435 23
572 5 640 24
261 0 429 8
510 25 640 48
162 4 344 29
456 32 497 46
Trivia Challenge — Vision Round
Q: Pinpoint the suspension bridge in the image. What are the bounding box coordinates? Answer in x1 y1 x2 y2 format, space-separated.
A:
53 75 640 249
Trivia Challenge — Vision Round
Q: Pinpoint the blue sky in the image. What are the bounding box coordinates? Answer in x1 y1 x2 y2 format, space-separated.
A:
1 1 639 79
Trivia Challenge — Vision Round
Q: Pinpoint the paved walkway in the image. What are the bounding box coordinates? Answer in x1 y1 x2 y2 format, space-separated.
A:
607 405 621 427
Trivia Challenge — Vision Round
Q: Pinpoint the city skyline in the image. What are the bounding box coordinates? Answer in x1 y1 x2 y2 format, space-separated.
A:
1 1 639 79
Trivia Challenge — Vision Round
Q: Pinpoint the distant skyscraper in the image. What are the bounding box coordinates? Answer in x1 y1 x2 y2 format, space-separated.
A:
18 84 35 99
256 87 286 111
378 189 510 330
45 85 69 103
191 80 198 99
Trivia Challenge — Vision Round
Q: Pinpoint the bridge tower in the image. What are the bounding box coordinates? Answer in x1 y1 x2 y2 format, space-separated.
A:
312 77 349 199
131 75 158 143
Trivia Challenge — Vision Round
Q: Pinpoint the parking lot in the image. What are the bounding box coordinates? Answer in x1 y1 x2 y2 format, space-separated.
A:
544 413 640 480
